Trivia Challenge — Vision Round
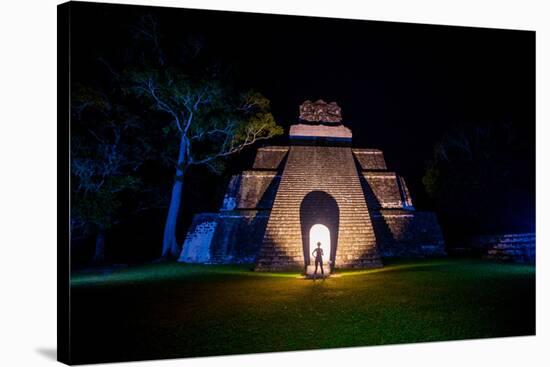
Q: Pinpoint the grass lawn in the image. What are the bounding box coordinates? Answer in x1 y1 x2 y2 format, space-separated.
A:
70 258 535 364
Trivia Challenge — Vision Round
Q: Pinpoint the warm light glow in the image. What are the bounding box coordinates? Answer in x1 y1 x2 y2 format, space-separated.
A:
309 224 331 264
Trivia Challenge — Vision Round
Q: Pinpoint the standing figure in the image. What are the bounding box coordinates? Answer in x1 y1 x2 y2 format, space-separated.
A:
312 242 324 279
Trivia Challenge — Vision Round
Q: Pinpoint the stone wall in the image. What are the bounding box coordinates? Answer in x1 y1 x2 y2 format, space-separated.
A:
252 146 289 170
371 210 445 257
361 172 404 209
179 211 270 264
398 176 414 209
469 233 535 263
178 213 219 263
289 124 352 140
209 210 270 263
352 149 387 170
221 171 280 210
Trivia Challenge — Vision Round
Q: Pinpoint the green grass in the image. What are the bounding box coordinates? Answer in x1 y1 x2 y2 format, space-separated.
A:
70 259 535 364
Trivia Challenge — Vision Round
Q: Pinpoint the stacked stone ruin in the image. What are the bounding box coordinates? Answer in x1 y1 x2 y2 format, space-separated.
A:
179 100 445 270
469 233 535 263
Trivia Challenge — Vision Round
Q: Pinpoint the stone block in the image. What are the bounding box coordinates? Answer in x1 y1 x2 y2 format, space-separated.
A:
252 146 289 170
372 210 445 257
352 149 387 170
470 233 535 263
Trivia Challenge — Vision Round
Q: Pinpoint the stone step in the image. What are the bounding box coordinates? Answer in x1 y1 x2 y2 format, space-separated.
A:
305 265 331 278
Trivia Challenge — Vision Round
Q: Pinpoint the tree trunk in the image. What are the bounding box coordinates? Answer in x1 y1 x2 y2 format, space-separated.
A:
161 136 188 258
92 228 106 264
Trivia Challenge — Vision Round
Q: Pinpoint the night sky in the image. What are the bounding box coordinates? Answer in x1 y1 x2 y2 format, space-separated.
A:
70 2 535 261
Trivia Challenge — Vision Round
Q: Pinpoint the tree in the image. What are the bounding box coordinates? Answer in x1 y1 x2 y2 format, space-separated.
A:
126 70 283 258
71 85 152 263
422 122 533 239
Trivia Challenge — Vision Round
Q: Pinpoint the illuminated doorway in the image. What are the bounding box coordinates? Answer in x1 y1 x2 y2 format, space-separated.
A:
300 191 339 271
309 224 331 266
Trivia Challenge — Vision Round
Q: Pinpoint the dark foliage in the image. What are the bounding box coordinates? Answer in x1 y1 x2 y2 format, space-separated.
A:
423 121 535 243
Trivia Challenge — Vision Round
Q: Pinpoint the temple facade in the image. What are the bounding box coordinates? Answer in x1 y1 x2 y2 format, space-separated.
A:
179 100 445 271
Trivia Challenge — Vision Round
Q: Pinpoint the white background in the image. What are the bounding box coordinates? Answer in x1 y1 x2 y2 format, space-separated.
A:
0 0 548 366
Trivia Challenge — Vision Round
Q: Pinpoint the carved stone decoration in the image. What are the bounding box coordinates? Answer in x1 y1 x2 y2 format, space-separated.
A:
299 100 342 123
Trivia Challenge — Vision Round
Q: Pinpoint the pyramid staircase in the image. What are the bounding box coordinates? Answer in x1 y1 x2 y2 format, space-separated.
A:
256 145 381 271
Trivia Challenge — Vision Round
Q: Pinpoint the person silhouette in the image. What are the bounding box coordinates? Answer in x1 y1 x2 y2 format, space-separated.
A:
312 242 324 279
